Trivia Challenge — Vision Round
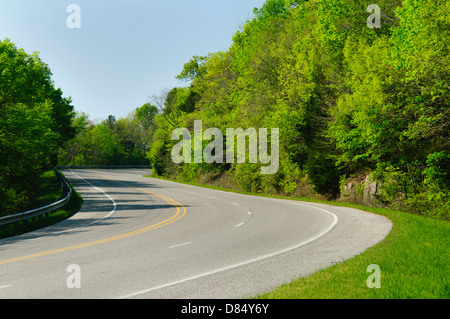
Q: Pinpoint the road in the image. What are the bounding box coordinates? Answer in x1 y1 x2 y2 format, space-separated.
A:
0 169 392 299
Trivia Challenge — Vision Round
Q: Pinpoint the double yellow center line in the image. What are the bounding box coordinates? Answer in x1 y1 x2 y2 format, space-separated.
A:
0 173 187 265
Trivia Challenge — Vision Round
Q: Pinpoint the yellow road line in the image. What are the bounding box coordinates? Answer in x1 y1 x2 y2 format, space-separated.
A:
0 172 187 265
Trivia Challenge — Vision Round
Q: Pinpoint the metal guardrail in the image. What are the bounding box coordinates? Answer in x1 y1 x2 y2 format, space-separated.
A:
0 167 72 227
0 165 152 228
57 165 151 169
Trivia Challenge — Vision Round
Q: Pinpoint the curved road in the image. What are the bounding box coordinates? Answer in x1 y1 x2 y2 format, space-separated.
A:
0 169 392 299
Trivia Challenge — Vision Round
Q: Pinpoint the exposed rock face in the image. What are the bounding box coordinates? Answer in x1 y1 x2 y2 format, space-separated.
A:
339 174 381 205
363 175 379 205
341 181 357 202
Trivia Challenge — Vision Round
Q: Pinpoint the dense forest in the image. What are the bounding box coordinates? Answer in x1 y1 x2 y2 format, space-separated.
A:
1 0 448 220
146 0 449 220
0 39 76 214
57 105 155 167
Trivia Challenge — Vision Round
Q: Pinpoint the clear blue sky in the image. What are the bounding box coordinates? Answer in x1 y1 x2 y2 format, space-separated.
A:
0 0 266 121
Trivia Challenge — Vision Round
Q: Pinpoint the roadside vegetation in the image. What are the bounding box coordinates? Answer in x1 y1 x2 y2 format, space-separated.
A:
0 40 76 216
0 170 83 239
142 0 449 222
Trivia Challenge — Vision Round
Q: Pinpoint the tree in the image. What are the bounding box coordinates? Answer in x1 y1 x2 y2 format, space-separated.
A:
0 38 75 214
103 115 116 131
135 103 158 131
0 101 56 213
175 55 207 82
0 39 53 112
145 1 448 218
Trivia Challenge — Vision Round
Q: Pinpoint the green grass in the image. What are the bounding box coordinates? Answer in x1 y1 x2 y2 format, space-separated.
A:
0 170 83 239
145 174 450 299
28 170 63 209
258 208 449 299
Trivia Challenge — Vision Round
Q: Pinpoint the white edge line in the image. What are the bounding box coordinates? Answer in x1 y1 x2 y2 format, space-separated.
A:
119 205 339 299
0 285 11 290
168 242 192 249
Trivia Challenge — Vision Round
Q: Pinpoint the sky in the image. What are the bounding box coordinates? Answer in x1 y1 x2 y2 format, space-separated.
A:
0 0 266 122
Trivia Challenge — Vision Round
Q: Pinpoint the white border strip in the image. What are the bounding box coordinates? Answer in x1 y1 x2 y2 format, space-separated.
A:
168 242 192 249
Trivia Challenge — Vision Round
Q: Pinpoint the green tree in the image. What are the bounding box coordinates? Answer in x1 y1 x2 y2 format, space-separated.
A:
0 39 52 111
62 124 117 165
0 38 75 214
175 55 207 82
0 102 56 213
145 0 448 218
135 103 158 131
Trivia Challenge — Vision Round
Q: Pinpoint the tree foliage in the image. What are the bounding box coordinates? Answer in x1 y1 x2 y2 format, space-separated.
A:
58 106 156 167
147 0 449 219
0 39 75 214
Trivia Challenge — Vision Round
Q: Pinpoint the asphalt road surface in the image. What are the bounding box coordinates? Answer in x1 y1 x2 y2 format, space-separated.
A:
0 169 392 299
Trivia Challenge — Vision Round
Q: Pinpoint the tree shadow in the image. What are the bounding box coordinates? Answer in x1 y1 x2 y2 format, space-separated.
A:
0 169 190 250
0 200 190 250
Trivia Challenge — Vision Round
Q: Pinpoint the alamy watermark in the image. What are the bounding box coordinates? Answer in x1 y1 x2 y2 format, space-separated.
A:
66 264 81 289
171 120 279 175
367 4 381 29
367 264 381 289
66 4 81 29
65 4 380 30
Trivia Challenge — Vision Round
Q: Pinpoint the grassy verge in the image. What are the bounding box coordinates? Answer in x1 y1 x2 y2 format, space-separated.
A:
144 175 449 299
30 170 65 209
258 208 449 299
0 170 83 239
